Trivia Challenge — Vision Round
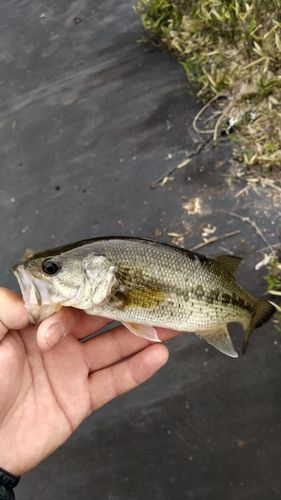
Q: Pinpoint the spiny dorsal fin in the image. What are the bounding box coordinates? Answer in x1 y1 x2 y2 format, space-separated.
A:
214 255 243 276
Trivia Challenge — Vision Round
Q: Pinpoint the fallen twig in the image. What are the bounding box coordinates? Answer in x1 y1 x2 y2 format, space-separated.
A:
190 230 240 251
151 141 209 188
218 246 235 255
255 253 273 270
256 243 281 253
213 98 237 142
234 185 250 198
261 178 281 193
230 212 274 253
192 93 229 135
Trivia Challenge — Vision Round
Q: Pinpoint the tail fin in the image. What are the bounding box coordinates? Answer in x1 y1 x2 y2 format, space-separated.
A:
243 299 276 354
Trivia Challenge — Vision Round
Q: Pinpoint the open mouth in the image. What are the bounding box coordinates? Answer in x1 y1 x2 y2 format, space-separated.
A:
13 264 52 323
13 265 35 306
13 264 66 324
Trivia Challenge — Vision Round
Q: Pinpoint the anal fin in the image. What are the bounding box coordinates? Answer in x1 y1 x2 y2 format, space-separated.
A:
122 322 161 342
196 326 238 358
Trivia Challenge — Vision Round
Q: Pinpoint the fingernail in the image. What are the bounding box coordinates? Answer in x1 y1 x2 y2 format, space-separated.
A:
45 322 66 348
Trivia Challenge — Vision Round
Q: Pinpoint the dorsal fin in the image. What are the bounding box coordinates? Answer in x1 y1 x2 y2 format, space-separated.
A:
214 255 243 275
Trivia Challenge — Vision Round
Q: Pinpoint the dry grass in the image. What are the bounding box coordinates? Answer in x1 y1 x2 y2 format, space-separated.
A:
136 0 281 171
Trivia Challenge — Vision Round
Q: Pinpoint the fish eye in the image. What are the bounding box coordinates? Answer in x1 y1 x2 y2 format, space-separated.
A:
42 258 61 276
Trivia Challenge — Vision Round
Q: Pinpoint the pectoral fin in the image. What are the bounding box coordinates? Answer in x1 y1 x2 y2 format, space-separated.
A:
196 326 238 358
122 322 161 342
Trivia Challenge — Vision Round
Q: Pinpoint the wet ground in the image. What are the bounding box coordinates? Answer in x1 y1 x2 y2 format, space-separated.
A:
1 1 281 499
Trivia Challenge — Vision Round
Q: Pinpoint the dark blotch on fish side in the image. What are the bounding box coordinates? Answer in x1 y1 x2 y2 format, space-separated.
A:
220 292 254 315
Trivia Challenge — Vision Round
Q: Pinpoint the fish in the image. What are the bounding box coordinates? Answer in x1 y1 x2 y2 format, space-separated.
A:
12 236 276 357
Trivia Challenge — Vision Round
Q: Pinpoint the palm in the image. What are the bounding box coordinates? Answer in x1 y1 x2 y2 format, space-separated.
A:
0 290 169 476
0 326 89 474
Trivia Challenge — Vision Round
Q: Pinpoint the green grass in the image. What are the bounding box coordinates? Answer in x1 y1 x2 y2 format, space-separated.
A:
136 0 281 171
265 253 281 330
266 256 281 292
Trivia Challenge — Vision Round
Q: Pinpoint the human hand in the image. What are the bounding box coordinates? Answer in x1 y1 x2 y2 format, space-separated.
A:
0 288 170 476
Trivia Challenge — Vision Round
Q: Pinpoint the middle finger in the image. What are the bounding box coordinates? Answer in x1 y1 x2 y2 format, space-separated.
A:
81 324 181 372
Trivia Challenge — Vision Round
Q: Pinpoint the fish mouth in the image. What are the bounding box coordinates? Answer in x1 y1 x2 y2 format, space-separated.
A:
13 265 35 304
13 264 51 323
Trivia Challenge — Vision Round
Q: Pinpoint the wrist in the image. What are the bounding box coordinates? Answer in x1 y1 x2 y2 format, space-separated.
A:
0 467 21 500
0 458 23 478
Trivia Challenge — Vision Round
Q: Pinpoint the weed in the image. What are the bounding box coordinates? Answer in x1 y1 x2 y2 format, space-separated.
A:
136 0 281 171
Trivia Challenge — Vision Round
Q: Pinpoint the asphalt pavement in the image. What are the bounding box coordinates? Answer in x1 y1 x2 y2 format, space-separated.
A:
1 1 281 499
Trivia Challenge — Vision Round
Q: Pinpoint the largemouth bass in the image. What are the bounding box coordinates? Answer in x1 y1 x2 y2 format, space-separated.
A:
13 236 276 357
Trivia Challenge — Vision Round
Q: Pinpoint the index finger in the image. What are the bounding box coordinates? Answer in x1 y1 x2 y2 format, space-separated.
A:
0 288 29 340
81 324 184 373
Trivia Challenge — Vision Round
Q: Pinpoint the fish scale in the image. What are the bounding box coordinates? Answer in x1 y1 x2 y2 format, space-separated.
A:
13 236 276 357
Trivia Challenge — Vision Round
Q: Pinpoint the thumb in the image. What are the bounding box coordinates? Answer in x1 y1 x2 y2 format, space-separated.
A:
36 307 81 351
0 288 29 341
